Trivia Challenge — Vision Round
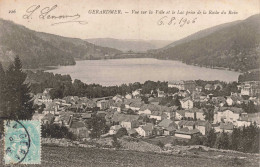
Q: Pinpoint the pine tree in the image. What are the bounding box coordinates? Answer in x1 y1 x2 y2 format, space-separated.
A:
205 128 217 147
4 56 34 120
230 127 240 150
0 63 6 114
215 131 230 149
0 63 6 137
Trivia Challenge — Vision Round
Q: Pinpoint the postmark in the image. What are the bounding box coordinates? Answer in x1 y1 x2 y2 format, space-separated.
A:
4 120 41 164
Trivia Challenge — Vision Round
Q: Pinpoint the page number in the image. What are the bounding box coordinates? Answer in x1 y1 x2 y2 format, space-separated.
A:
9 9 16 14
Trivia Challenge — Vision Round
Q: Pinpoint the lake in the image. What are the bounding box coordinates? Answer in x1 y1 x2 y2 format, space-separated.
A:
46 58 240 86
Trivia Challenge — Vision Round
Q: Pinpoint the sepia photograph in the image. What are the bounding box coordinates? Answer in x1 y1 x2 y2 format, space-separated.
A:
0 0 259 166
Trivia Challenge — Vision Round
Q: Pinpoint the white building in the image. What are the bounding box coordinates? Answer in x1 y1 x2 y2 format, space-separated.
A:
180 98 193 109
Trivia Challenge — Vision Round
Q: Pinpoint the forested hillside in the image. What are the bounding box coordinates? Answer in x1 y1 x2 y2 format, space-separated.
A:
150 14 260 72
0 19 121 69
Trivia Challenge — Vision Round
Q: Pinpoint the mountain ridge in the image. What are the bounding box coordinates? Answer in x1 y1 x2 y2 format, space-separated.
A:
85 38 172 52
0 19 121 69
149 14 260 72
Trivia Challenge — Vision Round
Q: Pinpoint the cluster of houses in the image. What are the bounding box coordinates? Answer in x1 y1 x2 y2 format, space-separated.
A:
32 80 260 140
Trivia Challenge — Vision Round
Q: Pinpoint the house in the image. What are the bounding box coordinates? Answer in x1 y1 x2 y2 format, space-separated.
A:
232 95 243 105
97 111 107 118
112 95 123 102
129 101 143 111
138 104 172 121
111 114 140 125
81 113 93 120
226 96 243 106
34 93 53 105
235 117 252 127
153 127 164 136
124 99 142 109
135 123 154 137
149 109 168 121
163 126 176 136
34 88 53 105
42 102 59 115
97 100 110 110
184 110 195 120
196 120 211 135
240 81 260 96
180 97 193 109
39 94 53 103
138 104 152 115
184 110 196 120
184 108 202 120
109 125 122 135
178 120 196 130
218 122 234 133
196 109 205 121
214 107 243 123
226 97 234 106
120 118 139 130
235 112 260 127
149 114 163 121
249 97 260 105
157 90 166 98
81 98 97 108
158 119 177 135
158 119 176 128
63 96 80 104
42 113 54 125
183 80 196 92
168 80 185 90
53 116 63 126
214 83 223 90
69 121 89 138
248 113 260 127
125 93 133 99
163 106 178 120
191 91 200 102
168 80 196 92
195 86 203 92
205 84 214 91
175 110 185 122
199 96 208 103
175 110 185 120
110 102 124 112
132 89 141 98
175 127 200 139
59 112 74 127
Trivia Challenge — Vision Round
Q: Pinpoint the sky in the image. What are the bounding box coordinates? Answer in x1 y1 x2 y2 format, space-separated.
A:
0 0 259 41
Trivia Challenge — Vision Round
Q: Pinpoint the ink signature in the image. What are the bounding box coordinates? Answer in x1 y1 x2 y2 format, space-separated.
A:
23 5 88 26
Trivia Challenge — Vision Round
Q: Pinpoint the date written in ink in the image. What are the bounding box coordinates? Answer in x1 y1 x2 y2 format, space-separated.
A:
157 16 197 27
9 9 16 14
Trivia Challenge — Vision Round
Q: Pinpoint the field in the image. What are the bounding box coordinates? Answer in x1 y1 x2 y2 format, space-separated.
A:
1 144 259 167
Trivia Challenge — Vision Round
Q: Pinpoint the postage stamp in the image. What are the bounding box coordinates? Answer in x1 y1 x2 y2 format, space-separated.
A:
4 120 41 164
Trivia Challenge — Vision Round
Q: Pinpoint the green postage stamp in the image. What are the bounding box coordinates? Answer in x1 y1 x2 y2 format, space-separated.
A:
4 120 41 164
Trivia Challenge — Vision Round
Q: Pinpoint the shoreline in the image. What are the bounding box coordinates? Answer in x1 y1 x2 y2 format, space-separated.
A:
22 57 242 86
48 57 244 73
23 57 254 74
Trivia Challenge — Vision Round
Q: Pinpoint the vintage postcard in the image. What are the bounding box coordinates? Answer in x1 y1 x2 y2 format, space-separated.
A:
0 0 259 166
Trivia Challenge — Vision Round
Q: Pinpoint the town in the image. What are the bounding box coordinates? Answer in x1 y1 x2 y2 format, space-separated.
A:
32 78 260 152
